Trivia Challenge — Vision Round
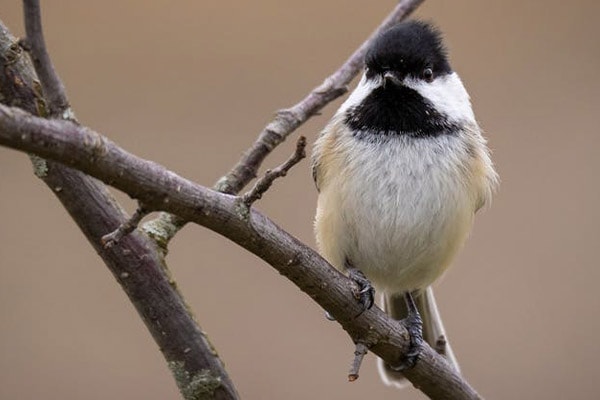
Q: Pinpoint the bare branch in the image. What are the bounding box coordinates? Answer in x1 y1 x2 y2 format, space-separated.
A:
216 0 424 195
241 136 307 207
21 0 71 117
1 18 239 400
0 105 482 400
348 342 369 382
101 204 150 248
147 0 425 245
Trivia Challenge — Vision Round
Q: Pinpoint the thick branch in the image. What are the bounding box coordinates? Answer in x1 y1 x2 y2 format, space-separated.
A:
0 105 482 400
1 16 239 400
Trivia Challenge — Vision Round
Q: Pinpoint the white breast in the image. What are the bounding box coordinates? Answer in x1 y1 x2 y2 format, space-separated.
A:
314 131 476 294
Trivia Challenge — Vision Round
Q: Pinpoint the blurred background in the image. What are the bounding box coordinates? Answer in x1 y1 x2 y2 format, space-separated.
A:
1 1 598 399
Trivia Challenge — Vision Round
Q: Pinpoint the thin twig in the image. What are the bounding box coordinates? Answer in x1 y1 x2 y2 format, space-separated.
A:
101 204 150 248
241 136 306 207
0 104 482 400
348 342 369 382
145 0 425 245
22 0 71 118
435 334 449 356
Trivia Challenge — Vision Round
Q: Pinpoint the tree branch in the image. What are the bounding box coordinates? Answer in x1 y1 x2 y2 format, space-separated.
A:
147 0 425 245
101 203 150 248
241 136 306 207
1 14 239 400
0 104 482 400
21 0 71 118
348 342 369 382
215 0 424 195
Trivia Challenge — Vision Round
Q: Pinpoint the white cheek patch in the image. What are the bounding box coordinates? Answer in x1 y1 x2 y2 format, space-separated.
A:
404 72 475 123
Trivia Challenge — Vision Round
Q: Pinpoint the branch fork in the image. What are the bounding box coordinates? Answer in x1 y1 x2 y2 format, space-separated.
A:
101 203 151 248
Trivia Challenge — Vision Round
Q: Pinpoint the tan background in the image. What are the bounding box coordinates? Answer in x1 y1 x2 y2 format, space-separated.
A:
1 1 599 399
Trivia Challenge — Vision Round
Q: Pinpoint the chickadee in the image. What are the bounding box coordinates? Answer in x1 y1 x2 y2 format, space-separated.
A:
312 20 498 387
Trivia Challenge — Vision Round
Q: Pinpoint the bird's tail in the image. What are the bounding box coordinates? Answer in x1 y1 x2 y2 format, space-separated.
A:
377 287 460 388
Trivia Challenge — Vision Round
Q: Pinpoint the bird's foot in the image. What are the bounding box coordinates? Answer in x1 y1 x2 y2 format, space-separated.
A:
347 267 375 315
392 292 424 371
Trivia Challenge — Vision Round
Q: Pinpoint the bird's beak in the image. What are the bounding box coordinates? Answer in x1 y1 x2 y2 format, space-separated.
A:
382 71 402 88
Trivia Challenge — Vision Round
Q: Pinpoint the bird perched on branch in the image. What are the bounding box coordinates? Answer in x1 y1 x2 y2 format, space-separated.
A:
312 20 498 387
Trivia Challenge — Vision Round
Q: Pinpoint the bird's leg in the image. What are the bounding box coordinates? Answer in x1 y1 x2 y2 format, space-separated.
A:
392 291 424 371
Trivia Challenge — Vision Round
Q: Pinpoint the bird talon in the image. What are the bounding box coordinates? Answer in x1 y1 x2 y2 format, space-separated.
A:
346 267 375 313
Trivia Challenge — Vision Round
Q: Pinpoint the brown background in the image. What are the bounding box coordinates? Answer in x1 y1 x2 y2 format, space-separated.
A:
1 1 599 399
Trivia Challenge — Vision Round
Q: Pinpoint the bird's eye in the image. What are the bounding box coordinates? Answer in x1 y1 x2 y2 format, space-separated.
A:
422 67 434 82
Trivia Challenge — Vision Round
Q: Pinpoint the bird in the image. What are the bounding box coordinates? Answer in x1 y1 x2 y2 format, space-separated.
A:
311 20 498 387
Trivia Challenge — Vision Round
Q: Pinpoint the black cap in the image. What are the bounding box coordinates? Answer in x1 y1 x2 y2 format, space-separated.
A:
365 21 452 79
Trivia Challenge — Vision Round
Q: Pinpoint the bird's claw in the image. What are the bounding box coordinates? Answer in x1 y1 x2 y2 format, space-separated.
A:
347 268 375 314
